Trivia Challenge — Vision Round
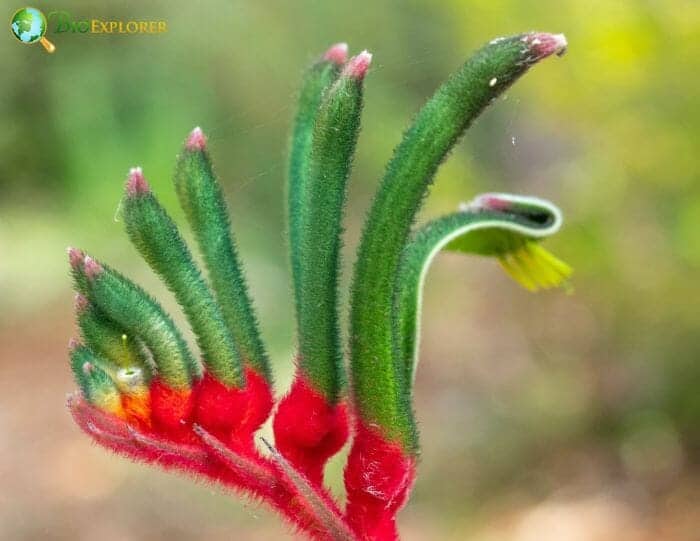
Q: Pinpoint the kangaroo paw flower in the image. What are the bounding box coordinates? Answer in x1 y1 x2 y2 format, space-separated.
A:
65 34 569 541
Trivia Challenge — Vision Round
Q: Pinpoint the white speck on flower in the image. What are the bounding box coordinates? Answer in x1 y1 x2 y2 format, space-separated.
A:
489 77 498 87
532 38 541 45
511 136 517 146
113 198 123 222
117 367 143 389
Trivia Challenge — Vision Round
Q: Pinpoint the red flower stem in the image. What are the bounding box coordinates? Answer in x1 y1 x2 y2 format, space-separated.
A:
262 438 357 541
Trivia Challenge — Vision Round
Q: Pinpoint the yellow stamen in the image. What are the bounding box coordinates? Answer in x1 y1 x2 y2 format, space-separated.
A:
498 241 572 292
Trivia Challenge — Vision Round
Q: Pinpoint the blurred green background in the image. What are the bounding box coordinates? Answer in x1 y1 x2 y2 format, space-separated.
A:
1 1 699 539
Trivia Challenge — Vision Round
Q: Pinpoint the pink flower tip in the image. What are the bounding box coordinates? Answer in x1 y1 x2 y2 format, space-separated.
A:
82 362 94 376
185 126 207 151
467 193 511 212
126 167 150 197
525 32 568 59
67 247 85 269
323 42 348 65
83 256 103 280
74 293 89 313
68 337 81 351
344 50 372 79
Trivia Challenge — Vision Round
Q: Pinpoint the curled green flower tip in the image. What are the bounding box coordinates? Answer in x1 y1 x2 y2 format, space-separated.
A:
455 193 572 291
75 293 153 382
123 167 245 388
69 342 123 416
174 130 271 382
82 255 199 390
395 193 571 395
294 51 369 402
350 32 567 451
288 46 345 311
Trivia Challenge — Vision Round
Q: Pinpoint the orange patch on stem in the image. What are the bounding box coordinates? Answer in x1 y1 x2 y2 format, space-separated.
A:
121 390 152 431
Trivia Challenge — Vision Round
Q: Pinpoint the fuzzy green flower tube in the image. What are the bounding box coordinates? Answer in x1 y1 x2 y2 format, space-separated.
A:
349 32 568 451
273 49 371 486
295 51 370 402
174 130 271 383
288 43 347 307
394 193 571 388
123 168 244 388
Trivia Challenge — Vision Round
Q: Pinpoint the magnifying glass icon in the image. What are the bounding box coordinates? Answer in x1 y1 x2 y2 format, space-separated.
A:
10 7 56 53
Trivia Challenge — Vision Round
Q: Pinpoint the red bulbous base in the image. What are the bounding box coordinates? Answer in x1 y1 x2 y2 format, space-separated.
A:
68 391 354 541
150 377 197 443
273 373 349 485
70 372 416 541
147 368 273 450
344 423 416 541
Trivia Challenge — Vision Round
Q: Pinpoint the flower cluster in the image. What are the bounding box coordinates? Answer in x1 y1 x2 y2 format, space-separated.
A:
67 33 569 540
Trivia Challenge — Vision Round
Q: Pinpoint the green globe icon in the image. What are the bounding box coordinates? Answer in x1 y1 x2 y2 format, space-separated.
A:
10 7 55 52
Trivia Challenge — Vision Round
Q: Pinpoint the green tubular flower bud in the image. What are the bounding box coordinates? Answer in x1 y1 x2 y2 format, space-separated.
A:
75 293 152 382
173 129 271 382
294 51 371 402
349 33 568 450
123 168 244 388
394 193 570 393
288 43 346 308
69 342 124 416
82 255 199 390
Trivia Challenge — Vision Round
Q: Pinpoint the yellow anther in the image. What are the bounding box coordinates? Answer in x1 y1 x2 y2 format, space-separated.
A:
498 241 572 292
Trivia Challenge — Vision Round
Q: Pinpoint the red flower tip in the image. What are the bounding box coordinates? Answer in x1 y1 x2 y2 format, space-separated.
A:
67 247 85 269
323 42 348 65
185 126 207 151
344 50 372 79
524 32 568 59
125 167 150 197
68 337 81 351
83 256 103 280
74 293 89 313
